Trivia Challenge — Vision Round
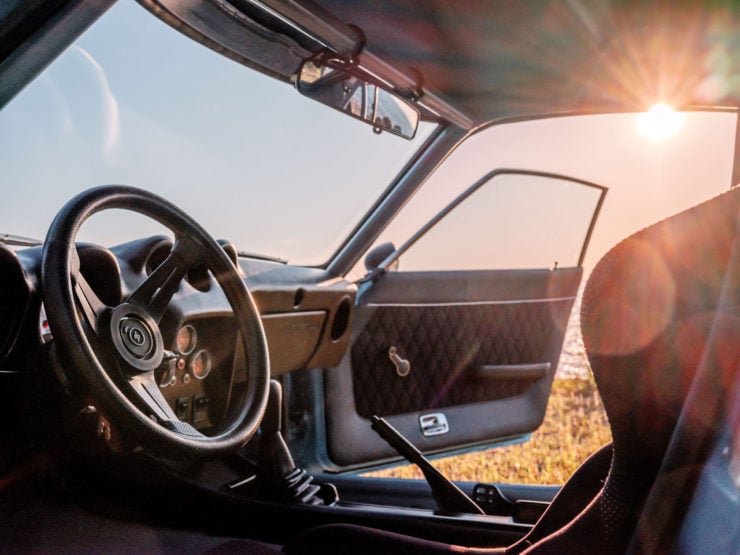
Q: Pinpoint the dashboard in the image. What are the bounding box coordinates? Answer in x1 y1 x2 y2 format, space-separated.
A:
0 236 355 432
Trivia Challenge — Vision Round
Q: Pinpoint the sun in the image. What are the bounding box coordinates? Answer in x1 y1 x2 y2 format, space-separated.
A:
636 103 684 142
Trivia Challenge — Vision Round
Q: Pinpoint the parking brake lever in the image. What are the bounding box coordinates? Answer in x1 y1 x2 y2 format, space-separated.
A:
370 415 484 515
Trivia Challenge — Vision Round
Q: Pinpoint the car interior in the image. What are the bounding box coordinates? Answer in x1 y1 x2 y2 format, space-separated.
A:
0 1 738 553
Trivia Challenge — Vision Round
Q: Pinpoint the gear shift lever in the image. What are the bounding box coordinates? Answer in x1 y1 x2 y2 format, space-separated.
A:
257 380 296 480
249 379 336 505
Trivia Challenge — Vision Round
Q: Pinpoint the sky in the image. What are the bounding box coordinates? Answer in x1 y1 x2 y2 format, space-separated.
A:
0 1 737 275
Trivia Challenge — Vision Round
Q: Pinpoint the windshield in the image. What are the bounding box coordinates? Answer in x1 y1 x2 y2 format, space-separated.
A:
0 2 436 265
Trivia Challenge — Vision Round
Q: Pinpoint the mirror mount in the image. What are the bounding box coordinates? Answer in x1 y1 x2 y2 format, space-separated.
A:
343 24 367 63
294 51 421 139
303 50 423 102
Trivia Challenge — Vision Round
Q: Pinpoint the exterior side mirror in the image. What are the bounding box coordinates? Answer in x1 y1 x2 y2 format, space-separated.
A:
364 242 397 272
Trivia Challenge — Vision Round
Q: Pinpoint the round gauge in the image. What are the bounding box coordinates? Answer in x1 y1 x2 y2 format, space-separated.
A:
175 325 197 355
189 349 212 380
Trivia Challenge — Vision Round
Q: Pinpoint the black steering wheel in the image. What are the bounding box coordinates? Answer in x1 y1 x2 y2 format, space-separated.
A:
41 185 270 459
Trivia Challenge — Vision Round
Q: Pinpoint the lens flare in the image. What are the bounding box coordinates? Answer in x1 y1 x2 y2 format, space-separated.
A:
636 103 684 142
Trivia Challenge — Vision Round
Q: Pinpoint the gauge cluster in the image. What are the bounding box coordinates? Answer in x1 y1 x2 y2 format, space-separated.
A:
171 324 213 380
156 318 239 430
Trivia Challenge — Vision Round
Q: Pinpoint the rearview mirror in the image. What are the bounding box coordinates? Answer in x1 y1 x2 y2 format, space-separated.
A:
296 59 420 139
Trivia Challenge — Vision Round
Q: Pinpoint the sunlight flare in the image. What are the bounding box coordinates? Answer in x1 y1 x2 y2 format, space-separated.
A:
636 103 684 142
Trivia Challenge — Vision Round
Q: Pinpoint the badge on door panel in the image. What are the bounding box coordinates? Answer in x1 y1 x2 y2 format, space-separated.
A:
419 413 449 436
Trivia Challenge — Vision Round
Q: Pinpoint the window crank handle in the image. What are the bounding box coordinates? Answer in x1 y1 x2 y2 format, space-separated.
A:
388 346 411 377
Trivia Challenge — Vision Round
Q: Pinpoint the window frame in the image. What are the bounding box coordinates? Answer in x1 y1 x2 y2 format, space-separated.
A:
373 168 608 274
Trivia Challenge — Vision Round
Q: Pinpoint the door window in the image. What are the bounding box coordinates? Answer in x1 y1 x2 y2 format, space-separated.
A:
396 172 604 271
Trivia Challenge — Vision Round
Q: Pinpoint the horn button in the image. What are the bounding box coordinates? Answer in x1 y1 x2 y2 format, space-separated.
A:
109 304 164 372
120 317 153 357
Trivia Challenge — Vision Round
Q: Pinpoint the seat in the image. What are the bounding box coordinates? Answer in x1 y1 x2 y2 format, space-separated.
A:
223 187 739 554
521 187 739 553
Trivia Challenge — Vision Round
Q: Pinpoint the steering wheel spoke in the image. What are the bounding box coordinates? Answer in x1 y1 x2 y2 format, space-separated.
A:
128 373 204 439
73 273 109 334
128 235 202 323
67 246 110 334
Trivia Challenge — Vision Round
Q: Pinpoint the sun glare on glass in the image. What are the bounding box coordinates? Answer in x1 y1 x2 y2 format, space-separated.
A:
636 103 684 142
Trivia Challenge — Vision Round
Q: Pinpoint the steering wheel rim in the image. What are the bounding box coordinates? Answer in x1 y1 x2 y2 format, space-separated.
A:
41 185 270 459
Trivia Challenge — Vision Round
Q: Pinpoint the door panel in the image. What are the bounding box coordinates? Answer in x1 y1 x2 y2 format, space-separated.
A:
323 170 604 469
324 267 581 467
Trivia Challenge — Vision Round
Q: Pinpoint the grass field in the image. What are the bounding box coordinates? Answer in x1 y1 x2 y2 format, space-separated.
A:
364 374 611 485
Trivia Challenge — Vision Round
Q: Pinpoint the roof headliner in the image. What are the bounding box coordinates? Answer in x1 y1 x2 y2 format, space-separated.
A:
2 1 738 128
311 0 740 125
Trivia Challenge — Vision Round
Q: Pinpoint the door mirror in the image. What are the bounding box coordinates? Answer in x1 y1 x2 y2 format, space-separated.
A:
364 242 398 272
296 59 420 139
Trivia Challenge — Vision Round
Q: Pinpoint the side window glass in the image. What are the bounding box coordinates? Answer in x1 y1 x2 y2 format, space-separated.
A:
397 172 605 271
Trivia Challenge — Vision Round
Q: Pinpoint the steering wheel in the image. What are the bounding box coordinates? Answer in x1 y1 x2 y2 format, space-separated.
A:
41 185 270 459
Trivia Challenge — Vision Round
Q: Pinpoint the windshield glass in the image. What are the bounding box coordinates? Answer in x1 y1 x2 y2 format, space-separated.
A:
0 2 436 265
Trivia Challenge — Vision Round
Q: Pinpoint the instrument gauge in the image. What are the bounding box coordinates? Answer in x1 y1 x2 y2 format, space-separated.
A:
176 324 197 355
189 349 212 380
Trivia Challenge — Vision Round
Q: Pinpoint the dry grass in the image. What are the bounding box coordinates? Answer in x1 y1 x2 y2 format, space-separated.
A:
364 375 611 485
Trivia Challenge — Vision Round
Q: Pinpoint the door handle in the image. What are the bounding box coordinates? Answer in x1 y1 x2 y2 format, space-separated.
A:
388 346 411 377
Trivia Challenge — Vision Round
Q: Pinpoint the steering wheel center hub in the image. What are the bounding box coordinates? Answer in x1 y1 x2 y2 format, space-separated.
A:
120 317 154 357
109 303 164 371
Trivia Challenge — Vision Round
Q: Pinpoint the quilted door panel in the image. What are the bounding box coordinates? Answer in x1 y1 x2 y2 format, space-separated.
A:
351 300 572 417
324 268 582 467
